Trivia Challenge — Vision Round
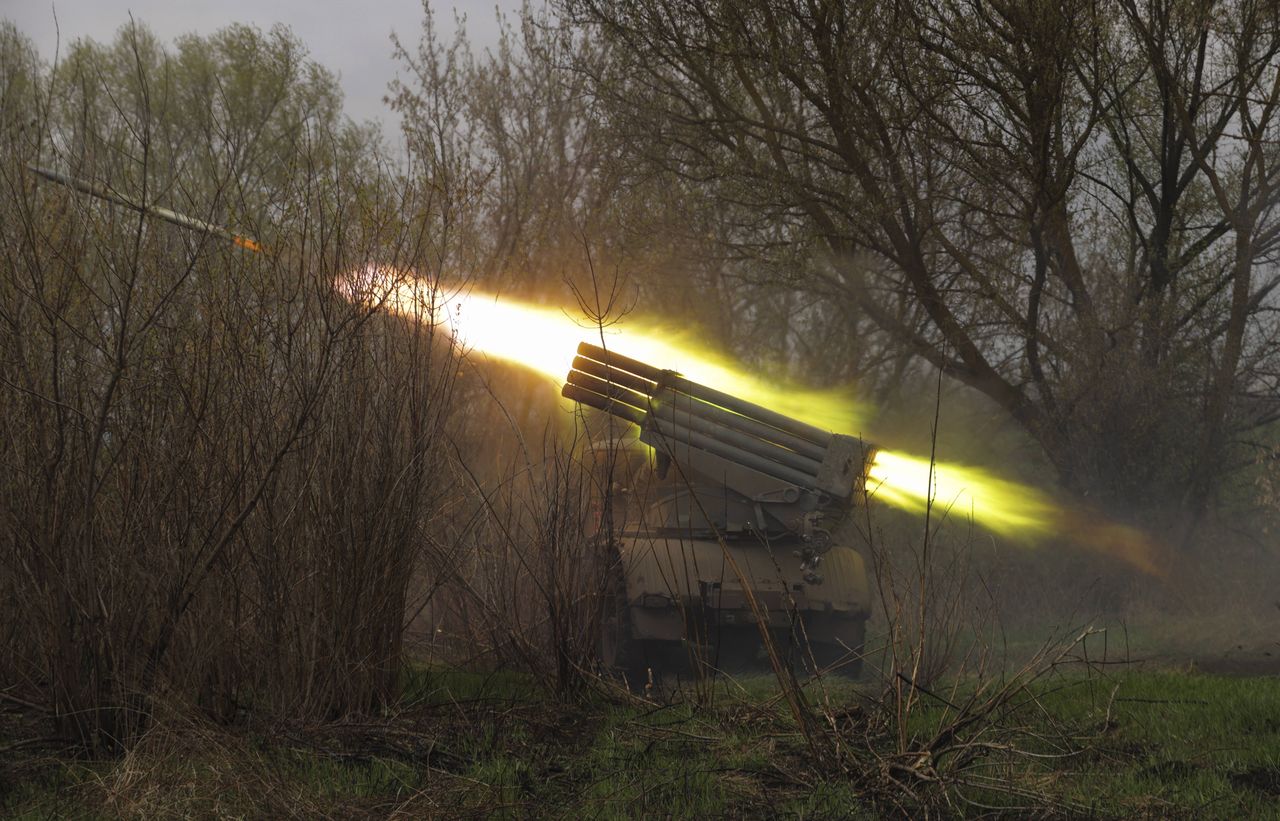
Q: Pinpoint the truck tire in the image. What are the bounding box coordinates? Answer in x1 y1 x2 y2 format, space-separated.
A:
806 641 863 679
598 544 650 690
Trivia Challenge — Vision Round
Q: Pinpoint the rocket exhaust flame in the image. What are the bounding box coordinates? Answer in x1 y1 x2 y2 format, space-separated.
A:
342 266 866 435
864 451 1163 575
340 266 1162 575
865 450 1057 538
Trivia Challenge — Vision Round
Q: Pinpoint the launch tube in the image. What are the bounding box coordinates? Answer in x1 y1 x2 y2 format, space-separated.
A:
649 390 824 478
648 386 827 462
575 342 664 383
567 367 825 480
564 369 653 415
659 370 832 449
572 354 827 462
645 415 820 490
561 384 646 425
576 342 834 449
569 355 657 397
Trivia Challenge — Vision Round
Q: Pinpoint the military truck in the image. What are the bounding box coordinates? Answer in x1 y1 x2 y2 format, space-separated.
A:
563 343 873 684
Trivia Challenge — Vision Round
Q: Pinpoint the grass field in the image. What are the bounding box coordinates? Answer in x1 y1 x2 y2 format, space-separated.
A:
5 661 1280 819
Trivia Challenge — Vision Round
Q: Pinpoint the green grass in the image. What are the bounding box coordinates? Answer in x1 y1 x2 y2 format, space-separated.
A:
3 666 1279 818
1040 671 1280 817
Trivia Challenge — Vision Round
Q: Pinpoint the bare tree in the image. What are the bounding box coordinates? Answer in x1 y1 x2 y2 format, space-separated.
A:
564 0 1280 519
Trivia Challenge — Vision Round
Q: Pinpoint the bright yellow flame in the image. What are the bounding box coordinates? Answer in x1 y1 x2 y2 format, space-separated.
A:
865 450 1058 539
340 266 1164 575
865 449 1164 574
340 267 583 379
341 266 866 433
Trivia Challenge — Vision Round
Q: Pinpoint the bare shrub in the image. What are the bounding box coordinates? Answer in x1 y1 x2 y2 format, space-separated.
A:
0 22 459 750
440 420 629 694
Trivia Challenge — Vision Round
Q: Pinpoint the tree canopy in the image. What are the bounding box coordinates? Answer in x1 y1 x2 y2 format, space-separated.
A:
564 0 1280 512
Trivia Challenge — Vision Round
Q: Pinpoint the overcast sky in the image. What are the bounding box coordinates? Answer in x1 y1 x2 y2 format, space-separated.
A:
3 0 525 136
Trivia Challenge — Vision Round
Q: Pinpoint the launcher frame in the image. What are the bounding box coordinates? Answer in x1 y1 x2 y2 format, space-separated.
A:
563 342 872 575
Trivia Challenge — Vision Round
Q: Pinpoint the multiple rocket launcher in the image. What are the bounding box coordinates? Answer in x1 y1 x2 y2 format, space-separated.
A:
563 342 872 506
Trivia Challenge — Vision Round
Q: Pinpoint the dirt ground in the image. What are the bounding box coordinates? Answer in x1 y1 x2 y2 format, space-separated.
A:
1189 644 1280 676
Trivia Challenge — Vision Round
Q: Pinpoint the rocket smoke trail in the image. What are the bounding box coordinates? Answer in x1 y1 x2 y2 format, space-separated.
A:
28 165 262 253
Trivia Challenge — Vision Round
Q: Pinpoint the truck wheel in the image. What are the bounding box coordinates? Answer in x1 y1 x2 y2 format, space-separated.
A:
806 641 863 679
598 544 650 690
600 611 652 690
711 626 765 674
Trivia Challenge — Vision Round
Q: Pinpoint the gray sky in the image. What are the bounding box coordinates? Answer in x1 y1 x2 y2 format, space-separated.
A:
2 0 525 135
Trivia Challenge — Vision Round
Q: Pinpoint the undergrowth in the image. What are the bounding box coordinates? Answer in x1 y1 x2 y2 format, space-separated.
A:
4 665 1280 819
